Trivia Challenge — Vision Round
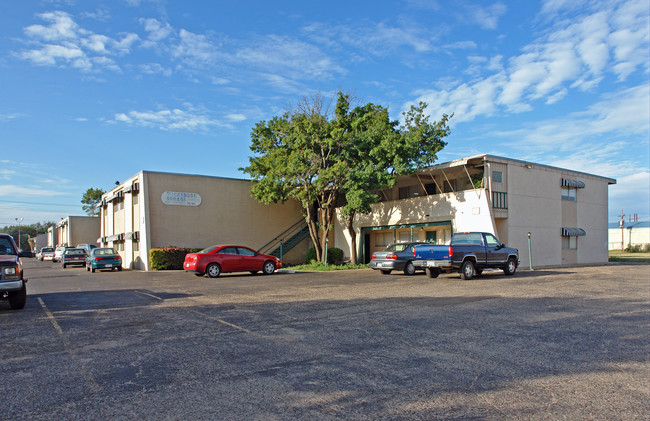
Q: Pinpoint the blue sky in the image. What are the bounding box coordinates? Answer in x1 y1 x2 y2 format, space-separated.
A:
1 0 648 226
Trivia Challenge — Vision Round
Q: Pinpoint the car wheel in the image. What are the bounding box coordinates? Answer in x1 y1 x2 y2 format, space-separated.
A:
86 264 90 271
380 270 392 275
117 266 122 271
8 284 26 310
403 261 416 276
262 261 276 275
425 268 440 278
460 260 475 280
61 263 66 269
90 267 95 273
194 272 205 277
504 257 517 276
206 263 221 278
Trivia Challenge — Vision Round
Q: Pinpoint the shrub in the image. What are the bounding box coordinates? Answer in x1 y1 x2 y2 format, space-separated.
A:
625 244 650 253
149 247 202 270
305 246 345 264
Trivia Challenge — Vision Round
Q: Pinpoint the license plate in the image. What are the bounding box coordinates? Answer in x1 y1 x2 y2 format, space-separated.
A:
377 263 382 267
103 264 111 267
427 261 437 267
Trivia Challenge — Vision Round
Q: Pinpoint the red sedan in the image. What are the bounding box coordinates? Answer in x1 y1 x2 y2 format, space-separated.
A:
183 245 282 278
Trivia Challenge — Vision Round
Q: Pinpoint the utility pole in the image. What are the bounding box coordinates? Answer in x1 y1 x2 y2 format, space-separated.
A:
15 217 24 251
618 209 625 251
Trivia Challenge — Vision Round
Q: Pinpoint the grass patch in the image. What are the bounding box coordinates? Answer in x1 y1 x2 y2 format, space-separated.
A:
287 262 369 271
608 250 650 263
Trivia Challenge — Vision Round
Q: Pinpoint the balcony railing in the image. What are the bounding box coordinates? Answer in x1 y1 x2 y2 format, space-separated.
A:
492 191 508 209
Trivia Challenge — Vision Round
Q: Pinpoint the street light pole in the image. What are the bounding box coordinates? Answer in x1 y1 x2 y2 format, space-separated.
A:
15 217 24 251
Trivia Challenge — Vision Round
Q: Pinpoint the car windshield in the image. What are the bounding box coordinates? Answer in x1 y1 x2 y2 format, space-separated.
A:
94 248 117 255
43 248 54 252
0 238 17 255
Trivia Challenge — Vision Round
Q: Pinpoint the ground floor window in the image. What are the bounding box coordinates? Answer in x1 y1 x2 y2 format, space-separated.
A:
562 236 578 250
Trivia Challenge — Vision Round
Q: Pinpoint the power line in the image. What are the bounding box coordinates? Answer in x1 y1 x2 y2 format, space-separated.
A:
0 199 80 208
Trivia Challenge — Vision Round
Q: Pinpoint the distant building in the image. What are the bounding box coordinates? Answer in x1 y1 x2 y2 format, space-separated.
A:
608 221 650 250
55 216 101 248
47 226 58 247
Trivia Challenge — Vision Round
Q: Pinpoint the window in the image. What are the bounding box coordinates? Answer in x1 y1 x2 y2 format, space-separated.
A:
237 247 256 256
115 242 124 251
133 241 139 252
485 234 500 248
562 187 577 201
492 171 503 183
399 185 419 199
218 247 237 255
375 232 391 247
132 194 139 206
113 200 124 212
398 231 411 242
424 183 437 195
443 178 457 193
562 236 577 249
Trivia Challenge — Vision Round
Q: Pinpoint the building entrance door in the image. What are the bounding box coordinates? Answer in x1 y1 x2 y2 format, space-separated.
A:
426 231 437 243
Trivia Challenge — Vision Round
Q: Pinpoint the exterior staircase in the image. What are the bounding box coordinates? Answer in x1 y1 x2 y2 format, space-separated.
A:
258 220 310 261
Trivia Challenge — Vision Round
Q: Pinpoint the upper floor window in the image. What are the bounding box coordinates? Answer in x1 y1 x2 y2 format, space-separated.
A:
424 183 437 195
562 187 577 201
492 171 503 183
399 185 419 199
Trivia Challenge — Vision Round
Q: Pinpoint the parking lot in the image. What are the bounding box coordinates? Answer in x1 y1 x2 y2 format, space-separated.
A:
1 260 648 420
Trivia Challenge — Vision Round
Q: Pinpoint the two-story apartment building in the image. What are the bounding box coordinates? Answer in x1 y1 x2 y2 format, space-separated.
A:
99 171 307 270
101 155 615 270
334 154 616 268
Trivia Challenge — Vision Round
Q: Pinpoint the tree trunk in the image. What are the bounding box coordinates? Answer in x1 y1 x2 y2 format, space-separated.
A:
346 212 357 264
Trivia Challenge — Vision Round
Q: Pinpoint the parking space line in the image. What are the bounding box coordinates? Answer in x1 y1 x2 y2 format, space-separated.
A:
188 308 260 336
134 290 163 300
37 297 100 393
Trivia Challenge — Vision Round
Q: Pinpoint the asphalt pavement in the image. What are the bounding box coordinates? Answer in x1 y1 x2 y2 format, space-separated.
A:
1 259 648 420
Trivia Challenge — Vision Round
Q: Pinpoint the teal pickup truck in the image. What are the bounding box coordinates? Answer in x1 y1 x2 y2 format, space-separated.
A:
412 232 519 280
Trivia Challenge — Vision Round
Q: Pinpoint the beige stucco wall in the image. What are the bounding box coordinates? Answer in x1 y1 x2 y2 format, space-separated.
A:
334 189 495 260
502 162 611 268
102 171 306 270
56 216 100 247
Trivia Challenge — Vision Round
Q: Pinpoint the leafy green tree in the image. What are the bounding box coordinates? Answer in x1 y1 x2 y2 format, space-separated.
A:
1 221 55 251
81 187 105 216
241 91 451 263
333 94 451 263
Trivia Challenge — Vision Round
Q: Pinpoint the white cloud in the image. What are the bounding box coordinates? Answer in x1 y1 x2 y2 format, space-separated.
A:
407 1 649 122
18 11 138 73
113 105 231 132
0 185 65 197
225 113 246 122
466 2 507 30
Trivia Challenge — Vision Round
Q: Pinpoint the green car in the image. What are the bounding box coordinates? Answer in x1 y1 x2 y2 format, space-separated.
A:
86 248 123 272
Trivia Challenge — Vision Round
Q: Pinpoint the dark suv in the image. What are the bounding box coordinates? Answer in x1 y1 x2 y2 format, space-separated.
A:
0 234 28 309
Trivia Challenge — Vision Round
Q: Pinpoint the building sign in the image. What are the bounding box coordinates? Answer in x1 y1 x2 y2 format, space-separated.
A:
161 191 202 206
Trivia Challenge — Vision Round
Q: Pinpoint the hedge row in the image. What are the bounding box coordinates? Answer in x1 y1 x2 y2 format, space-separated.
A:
149 247 202 270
